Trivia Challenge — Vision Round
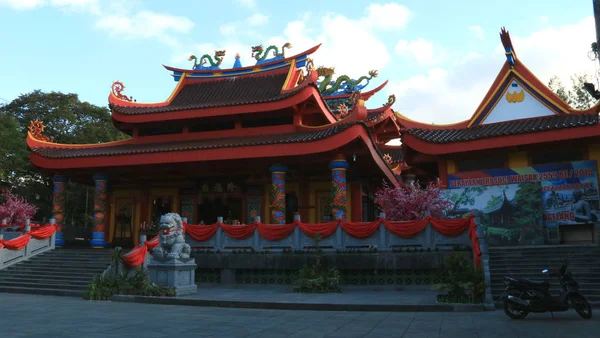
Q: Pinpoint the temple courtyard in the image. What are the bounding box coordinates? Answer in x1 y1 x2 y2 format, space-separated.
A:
1 293 597 338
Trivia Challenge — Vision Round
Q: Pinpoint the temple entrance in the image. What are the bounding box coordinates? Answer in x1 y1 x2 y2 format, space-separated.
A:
197 197 242 225
151 196 172 226
113 197 135 248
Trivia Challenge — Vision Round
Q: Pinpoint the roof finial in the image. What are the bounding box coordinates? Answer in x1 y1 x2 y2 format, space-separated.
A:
500 27 516 68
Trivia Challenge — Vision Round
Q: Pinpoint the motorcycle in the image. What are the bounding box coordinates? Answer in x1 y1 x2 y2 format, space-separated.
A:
499 260 592 320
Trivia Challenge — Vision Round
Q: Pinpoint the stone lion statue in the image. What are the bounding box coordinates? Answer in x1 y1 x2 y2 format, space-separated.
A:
152 213 191 260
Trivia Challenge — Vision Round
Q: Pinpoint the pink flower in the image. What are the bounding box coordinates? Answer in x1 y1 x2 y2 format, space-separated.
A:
374 180 452 221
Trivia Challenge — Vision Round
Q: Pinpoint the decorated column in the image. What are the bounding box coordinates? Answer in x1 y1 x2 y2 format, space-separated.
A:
329 155 349 221
52 175 69 247
269 164 287 224
90 174 108 248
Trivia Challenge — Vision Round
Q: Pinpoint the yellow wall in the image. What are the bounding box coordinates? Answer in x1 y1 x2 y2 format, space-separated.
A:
447 160 457 174
508 151 528 168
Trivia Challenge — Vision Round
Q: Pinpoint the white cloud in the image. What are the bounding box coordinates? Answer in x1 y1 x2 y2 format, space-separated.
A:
0 0 45 10
363 3 411 31
95 10 194 47
388 17 598 124
265 11 392 80
219 23 237 36
468 25 484 40
540 16 549 24
395 38 446 66
248 13 268 26
237 0 255 9
50 0 100 14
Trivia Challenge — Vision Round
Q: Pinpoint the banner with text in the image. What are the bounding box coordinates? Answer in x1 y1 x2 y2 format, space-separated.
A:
444 160 599 246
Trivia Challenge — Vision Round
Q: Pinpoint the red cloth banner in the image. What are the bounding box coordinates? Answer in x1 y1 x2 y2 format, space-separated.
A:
146 235 160 250
185 224 219 241
297 221 338 238
2 234 31 250
341 220 380 239
257 222 296 241
429 217 471 237
468 217 482 267
122 244 148 267
383 219 429 238
29 225 56 240
220 223 256 240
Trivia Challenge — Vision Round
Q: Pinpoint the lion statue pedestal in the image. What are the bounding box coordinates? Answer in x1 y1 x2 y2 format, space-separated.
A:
147 213 197 296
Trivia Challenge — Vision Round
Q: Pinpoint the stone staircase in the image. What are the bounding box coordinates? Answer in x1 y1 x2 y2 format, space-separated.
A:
0 248 111 297
489 245 600 304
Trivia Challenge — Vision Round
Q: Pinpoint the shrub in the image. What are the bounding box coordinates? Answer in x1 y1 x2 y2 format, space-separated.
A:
294 234 341 293
82 268 175 301
433 252 484 304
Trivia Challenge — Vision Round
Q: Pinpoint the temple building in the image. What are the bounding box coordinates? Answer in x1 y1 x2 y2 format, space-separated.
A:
26 44 401 248
398 28 600 244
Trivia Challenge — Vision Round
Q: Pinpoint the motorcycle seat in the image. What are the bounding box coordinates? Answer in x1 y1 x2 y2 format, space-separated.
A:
518 278 550 288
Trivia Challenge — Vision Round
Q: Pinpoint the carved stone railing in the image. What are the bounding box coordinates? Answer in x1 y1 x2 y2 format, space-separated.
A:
0 228 56 270
184 215 473 252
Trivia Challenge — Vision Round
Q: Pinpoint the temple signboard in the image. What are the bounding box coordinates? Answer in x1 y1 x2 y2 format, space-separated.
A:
444 160 600 246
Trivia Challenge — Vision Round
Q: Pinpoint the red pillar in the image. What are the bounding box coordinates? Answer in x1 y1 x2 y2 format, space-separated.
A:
52 175 68 247
437 158 448 188
350 182 362 222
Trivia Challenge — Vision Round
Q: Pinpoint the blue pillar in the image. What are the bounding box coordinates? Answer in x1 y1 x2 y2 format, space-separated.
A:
52 175 69 247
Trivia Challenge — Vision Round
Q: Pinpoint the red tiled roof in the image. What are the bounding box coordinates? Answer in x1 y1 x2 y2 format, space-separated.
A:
110 71 308 115
30 122 359 159
402 113 598 144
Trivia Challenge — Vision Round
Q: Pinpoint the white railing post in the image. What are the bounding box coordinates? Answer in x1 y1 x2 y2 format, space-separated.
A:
24 219 31 233
253 217 260 250
140 234 147 244
182 217 188 224
378 212 386 249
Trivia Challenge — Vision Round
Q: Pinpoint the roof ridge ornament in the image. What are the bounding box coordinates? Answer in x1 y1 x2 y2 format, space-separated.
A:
500 27 516 68
384 94 396 107
251 42 292 65
189 50 226 70
316 66 379 96
28 120 54 143
111 81 134 102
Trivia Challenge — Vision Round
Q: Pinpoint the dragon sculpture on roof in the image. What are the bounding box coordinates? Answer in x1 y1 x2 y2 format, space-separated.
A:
251 42 292 63
188 50 226 69
316 66 378 96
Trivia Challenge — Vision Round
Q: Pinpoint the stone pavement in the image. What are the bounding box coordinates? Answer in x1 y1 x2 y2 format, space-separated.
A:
0 293 598 338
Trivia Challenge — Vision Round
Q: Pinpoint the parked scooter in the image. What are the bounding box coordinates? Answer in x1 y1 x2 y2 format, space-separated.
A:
500 260 592 319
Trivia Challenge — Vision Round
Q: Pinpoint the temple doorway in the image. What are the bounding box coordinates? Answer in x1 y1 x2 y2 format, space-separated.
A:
113 197 134 248
197 197 242 225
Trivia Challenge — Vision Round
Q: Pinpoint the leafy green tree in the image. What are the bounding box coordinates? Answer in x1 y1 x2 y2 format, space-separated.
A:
447 186 486 211
0 90 127 230
513 182 543 226
548 74 597 110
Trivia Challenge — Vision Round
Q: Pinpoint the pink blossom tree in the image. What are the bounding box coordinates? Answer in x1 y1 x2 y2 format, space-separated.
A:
0 189 38 226
374 180 452 221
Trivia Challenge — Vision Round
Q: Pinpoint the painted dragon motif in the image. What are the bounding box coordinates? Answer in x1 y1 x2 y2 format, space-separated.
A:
188 50 226 69
316 66 378 96
111 81 133 102
251 42 292 62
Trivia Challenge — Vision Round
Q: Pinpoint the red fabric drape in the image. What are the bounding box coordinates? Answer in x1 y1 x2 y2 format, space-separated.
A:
257 222 296 241
220 223 256 240
341 220 380 239
429 217 471 237
468 217 482 267
2 234 31 250
122 244 148 267
383 219 429 238
29 225 56 239
146 235 159 250
185 224 219 241
297 221 338 238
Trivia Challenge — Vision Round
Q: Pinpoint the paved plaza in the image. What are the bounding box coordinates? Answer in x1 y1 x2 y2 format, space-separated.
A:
0 293 598 338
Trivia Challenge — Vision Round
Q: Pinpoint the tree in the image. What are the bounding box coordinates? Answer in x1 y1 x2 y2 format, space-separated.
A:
0 189 38 225
447 186 486 212
375 180 453 221
548 74 597 110
0 90 128 228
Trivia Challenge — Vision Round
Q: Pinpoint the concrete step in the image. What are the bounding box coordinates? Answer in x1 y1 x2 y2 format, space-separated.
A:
17 262 109 269
5 266 107 274
0 273 96 282
0 271 100 279
0 277 91 286
0 280 88 290
0 286 82 297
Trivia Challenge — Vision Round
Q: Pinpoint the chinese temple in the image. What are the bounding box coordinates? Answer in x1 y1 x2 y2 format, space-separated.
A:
398 28 600 244
26 43 402 248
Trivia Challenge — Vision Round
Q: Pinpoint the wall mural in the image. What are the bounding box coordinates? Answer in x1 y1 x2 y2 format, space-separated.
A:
443 160 599 246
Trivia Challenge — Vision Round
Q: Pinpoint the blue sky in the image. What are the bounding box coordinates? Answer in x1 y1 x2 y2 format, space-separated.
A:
0 0 597 124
